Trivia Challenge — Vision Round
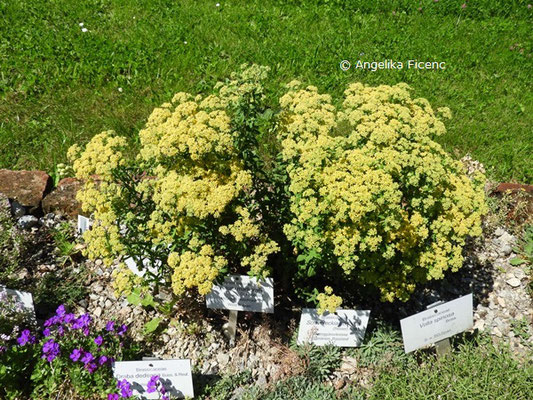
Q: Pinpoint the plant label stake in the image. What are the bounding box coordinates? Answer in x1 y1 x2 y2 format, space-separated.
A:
400 293 473 354
426 301 452 356
223 310 238 345
206 275 274 345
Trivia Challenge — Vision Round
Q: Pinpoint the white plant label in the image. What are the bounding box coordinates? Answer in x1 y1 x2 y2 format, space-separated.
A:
297 308 370 347
77 215 92 234
400 293 473 353
113 359 194 399
0 286 36 322
206 275 274 313
125 257 161 278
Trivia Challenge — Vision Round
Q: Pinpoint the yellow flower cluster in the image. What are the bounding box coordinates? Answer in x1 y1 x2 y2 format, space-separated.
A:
68 131 128 266
316 286 343 315
111 263 143 298
67 131 127 181
168 245 227 296
280 81 487 302
70 65 279 298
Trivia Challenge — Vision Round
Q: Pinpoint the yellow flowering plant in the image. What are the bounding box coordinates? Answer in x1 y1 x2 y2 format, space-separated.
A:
70 65 487 313
279 81 488 303
69 65 282 302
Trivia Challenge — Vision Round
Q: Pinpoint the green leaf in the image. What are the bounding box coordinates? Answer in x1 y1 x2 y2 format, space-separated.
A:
126 290 141 306
510 257 527 266
143 317 161 334
141 293 155 308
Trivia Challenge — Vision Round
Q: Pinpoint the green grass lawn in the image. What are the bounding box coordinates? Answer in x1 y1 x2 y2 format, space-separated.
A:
1 0 531 182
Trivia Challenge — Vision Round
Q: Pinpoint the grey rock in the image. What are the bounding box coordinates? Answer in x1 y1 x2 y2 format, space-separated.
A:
506 277 521 288
17 215 39 229
494 227 505 237
11 200 26 218
94 307 103 317
230 387 247 400
256 372 267 387
216 353 230 366
512 268 526 280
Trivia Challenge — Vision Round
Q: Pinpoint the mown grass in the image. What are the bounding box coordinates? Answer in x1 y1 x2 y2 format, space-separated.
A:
1 0 532 182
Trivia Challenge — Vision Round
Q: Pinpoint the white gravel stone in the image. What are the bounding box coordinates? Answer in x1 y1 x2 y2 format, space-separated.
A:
506 277 521 288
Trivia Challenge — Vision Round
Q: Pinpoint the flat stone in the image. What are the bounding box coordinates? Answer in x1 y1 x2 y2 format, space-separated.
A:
42 178 82 218
17 215 39 229
339 356 358 375
0 169 52 210
497 297 506 308
494 183 533 194
494 227 505 237
216 353 230 366
512 268 526 280
94 307 103 317
473 320 485 331
492 327 503 337
506 277 521 288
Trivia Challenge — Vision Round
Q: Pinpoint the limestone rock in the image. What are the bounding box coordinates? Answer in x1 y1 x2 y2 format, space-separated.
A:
42 178 82 218
0 169 52 211
506 277 521 288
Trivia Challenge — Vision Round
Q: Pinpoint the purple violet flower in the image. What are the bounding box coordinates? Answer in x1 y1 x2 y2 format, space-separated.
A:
107 394 119 400
17 330 32 346
70 348 82 362
117 324 128 336
94 335 103 346
44 315 60 327
117 379 133 398
147 375 160 393
72 314 91 330
43 328 51 337
64 313 76 324
56 305 66 317
98 355 109 365
85 362 98 373
105 320 115 332
81 351 94 365
42 339 60 362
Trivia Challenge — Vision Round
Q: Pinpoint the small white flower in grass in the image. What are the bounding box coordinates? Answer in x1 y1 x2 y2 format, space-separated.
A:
81 28 88 33
216 3 220 6
79 22 84 27
184 41 188 44
118 87 123 93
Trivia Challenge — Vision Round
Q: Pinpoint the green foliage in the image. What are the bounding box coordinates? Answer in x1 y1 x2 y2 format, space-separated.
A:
511 224 533 267
0 204 25 285
291 340 342 382
32 265 89 315
510 317 532 344
143 317 162 335
199 371 253 400
0 343 39 400
352 321 414 369
368 335 533 400
0 0 531 182
51 221 78 262
239 376 360 400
